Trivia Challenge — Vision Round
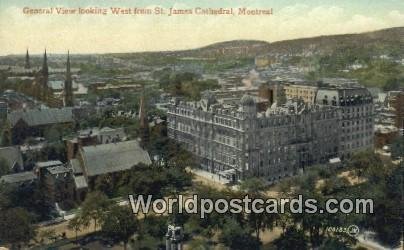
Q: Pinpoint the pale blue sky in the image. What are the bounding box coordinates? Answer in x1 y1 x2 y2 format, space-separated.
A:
0 0 403 55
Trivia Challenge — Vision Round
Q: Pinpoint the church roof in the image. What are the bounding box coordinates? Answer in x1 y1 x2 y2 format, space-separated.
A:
80 140 151 177
8 108 74 127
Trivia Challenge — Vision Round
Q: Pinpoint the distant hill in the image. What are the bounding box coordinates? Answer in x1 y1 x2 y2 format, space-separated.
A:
265 26 404 56
113 40 271 59
179 40 271 58
112 27 404 59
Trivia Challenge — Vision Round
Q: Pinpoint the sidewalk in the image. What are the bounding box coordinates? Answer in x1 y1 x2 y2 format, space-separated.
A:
189 168 231 185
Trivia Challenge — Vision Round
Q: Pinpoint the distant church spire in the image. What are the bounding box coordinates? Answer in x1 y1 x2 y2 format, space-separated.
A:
24 49 30 69
41 49 49 87
139 88 150 148
64 50 74 107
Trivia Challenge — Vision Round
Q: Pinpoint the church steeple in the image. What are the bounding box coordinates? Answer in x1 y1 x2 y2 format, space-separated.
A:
139 88 150 148
64 50 74 107
41 49 49 87
24 49 30 69
66 50 71 80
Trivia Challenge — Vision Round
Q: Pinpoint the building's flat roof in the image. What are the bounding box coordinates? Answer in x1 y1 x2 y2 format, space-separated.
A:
0 171 37 184
36 160 63 168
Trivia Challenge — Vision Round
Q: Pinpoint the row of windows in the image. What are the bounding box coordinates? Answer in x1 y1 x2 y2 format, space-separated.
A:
342 139 373 149
342 120 372 126
342 125 373 133
214 117 239 128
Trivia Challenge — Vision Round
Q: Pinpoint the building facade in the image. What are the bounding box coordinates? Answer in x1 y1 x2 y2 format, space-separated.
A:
284 84 319 104
315 85 374 157
167 92 341 182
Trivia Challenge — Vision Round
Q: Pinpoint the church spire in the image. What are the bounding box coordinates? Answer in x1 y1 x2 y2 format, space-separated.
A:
42 49 48 71
66 50 71 80
139 87 150 148
24 49 30 69
41 49 49 87
64 50 74 107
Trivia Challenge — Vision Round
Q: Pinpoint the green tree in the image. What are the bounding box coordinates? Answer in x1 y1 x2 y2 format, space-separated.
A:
68 215 87 243
142 215 167 239
80 191 112 232
383 77 404 91
101 205 138 250
347 150 382 180
240 177 266 195
240 178 277 242
274 227 308 250
370 164 403 248
247 211 277 242
219 217 260 250
94 174 115 197
0 207 37 248
44 125 62 142
318 238 350 250
1 129 11 147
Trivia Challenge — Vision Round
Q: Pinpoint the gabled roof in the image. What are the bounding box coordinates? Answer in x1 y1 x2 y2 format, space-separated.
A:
80 140 151 177
8 108 74 127
0 146 23 171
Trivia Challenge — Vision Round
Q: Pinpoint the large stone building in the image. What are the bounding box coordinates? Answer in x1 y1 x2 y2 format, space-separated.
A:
315 84 374 158
167 91 341 182
272 79 374 158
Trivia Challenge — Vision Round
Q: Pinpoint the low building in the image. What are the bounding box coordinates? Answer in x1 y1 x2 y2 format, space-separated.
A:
65 127 127 160
7 107 75 144
0 171 37 187
71 140 152 187
35 160 74 204
374 125 399 148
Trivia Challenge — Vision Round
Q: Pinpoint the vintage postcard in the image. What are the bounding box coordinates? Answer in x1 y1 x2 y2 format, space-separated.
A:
0 0 403 250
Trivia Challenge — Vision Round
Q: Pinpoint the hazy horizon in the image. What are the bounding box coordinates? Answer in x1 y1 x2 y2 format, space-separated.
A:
1 25 403 57
1 0 404 55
